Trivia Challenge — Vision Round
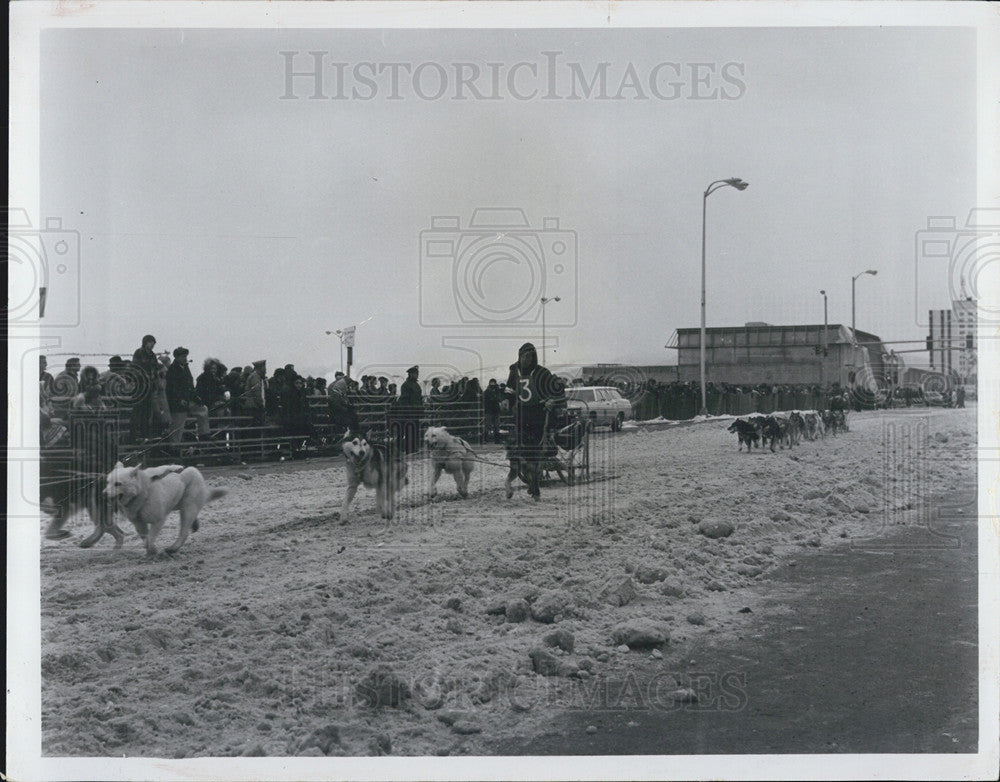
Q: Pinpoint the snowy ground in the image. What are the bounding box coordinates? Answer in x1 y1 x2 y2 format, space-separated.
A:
39 406 976 757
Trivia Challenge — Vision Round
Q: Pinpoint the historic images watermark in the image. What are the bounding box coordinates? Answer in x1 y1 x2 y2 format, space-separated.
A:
279 51 747 102
248 665 749 715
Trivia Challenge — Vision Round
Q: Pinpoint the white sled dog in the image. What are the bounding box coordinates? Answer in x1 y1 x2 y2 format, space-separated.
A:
423 426 475 499
104 462 227 556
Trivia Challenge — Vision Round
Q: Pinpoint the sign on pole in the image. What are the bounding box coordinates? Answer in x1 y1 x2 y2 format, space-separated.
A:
342 326 356 348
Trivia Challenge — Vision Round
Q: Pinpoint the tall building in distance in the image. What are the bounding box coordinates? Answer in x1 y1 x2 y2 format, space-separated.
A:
953 297 977 382
928 284 977 383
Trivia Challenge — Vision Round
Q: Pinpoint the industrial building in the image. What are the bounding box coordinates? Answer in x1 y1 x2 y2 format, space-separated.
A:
674 323 889 388
581 364 678 384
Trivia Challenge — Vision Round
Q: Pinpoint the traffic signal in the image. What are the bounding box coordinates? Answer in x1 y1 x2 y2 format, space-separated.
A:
966 334 974 350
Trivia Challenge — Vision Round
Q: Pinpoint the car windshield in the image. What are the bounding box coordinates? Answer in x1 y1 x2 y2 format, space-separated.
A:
567 389 595 402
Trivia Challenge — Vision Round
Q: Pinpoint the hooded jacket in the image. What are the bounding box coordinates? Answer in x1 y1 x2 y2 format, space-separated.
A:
504 342 565 409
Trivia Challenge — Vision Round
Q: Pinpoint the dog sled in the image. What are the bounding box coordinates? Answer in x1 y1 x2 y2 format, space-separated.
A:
508 408 591 488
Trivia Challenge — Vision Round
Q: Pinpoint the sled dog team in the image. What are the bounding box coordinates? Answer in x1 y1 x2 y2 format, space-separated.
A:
727 409 849 453
44 424 482 555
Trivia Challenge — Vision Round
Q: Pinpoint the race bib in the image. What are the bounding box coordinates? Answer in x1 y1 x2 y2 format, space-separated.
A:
519 377 534 403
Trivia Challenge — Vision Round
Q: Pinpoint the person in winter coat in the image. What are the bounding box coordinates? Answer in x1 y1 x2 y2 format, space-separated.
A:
149 354 173 436
503 342 565 500
99 356 129 407
195 358 226 415
130 334 160 442
243 360 268 428
40 355 55 397
392 365 423 454
165 347 211 445
281 374 317 456
483 378 503 444
327 372 359 437
224 366 244 417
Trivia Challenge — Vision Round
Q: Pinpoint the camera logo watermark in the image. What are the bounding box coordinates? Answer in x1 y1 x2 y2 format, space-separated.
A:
420 208 578 328
914 208 1000 328
279 51 747 102
5 207 81 331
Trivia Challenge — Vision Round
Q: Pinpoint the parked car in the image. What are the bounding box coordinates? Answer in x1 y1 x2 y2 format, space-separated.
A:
565 386 633 431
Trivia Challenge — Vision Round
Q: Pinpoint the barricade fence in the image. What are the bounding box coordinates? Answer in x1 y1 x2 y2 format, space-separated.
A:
40 388 831 471
40 398 492 468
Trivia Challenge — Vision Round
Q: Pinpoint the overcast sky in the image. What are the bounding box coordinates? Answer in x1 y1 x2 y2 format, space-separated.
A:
37 25 975 381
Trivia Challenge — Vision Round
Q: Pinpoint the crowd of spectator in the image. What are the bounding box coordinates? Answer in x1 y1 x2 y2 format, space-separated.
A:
38 335 521 458
40 337 953 461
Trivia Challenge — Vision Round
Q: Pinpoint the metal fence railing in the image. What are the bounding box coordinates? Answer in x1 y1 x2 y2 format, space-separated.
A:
39 398 498 469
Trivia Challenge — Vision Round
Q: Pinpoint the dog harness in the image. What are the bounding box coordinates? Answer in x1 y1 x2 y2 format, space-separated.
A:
350 448 373 482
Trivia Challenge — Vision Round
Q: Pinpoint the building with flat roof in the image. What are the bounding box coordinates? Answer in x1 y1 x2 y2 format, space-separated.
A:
675 323 887 388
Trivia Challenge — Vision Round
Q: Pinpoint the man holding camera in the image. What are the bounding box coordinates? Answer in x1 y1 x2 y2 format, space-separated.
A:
503 342 565 500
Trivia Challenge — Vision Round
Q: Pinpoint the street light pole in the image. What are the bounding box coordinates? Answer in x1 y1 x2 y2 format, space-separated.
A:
851 269 877 341
700 177 749 416
700 191 707 416
541 296 561 365
820 290 828 389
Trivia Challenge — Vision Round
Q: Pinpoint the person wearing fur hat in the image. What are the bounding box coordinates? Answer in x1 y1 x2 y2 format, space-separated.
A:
503 342 565 500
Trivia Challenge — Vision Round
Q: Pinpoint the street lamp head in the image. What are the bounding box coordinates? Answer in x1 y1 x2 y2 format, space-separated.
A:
820 290 826 296
554 296 561 302
866 269 877 276
725 178 749 190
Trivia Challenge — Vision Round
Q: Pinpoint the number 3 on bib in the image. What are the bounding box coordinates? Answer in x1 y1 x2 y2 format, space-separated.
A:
519 377 533 403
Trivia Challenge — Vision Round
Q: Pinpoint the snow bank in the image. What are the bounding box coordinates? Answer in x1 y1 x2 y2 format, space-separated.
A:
39 408 976 757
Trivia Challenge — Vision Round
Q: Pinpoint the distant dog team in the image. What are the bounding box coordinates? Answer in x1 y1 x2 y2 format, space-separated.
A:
728 409 846 453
